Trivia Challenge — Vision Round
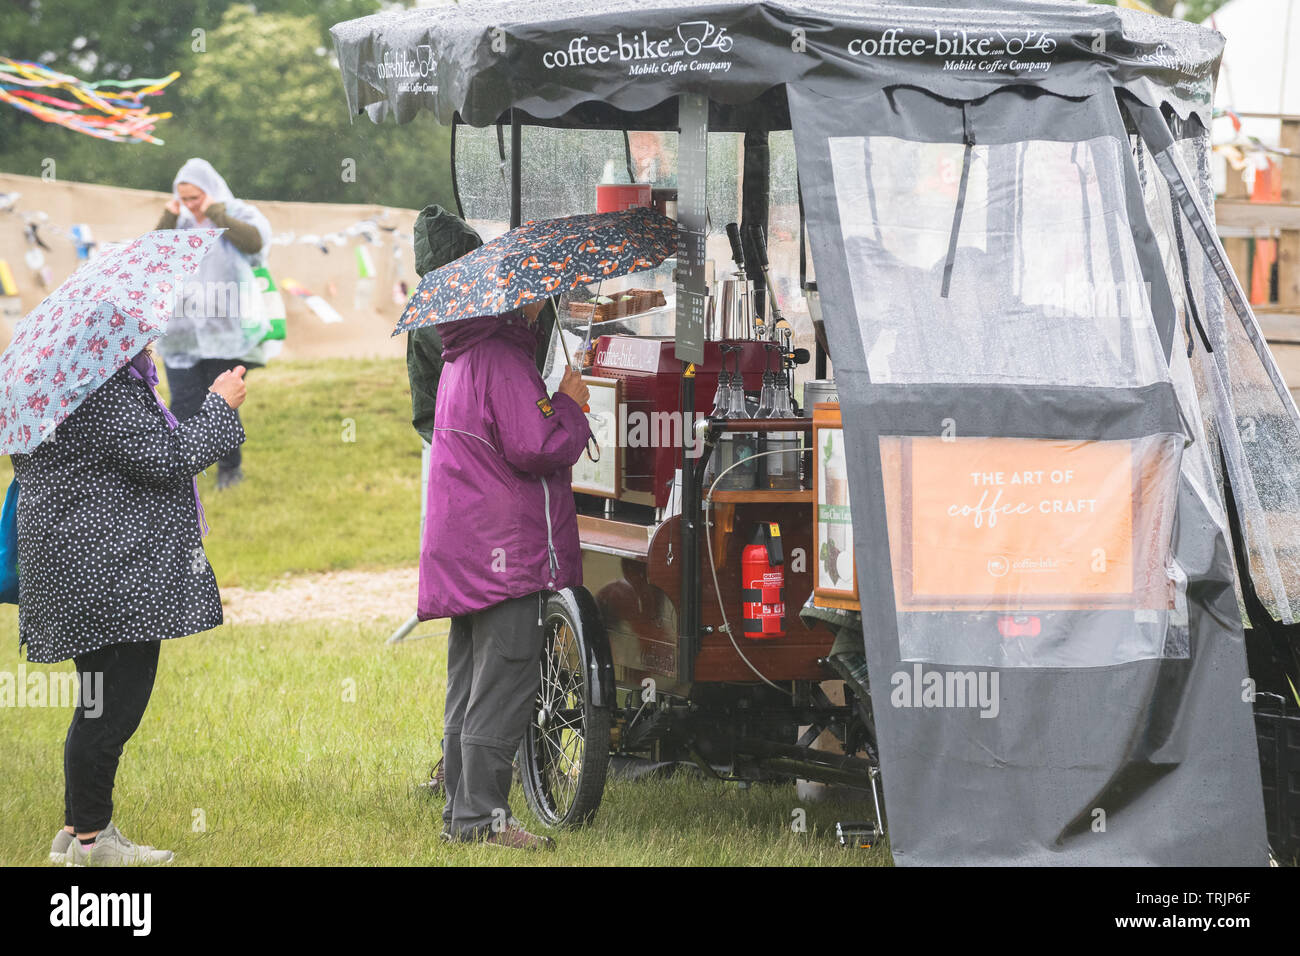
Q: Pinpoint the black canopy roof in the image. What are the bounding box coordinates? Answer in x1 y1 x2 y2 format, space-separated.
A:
330 0 1224 131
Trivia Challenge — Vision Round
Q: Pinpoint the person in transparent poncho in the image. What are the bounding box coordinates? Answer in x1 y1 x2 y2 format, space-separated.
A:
155 159 272 490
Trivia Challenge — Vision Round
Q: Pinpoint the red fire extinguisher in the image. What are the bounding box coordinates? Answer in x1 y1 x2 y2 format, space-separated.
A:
742 522 786 639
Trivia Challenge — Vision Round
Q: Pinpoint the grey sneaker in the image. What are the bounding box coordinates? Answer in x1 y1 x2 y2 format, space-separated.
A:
66 821 174 867
50 829 74 865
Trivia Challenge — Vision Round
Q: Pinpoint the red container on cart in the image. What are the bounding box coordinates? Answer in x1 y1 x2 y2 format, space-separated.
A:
596 183 652 213
742 522 786 639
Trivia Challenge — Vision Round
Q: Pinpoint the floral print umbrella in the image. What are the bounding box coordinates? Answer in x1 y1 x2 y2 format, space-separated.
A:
0 228 222 454
394 205 678 333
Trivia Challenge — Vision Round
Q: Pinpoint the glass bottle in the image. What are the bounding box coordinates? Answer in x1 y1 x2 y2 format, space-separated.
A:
716 370 756 491
709 369 731 419
756 370 776 419
703 370 731 491
764 370 802 490
754 369 775 485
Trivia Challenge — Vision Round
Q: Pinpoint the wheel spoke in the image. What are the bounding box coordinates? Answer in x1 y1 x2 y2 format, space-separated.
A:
543 738 569 794
550 714 583 737
546 738 574 802
561 732 583 771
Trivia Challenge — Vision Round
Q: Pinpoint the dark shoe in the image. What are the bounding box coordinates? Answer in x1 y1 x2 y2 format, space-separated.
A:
421 758 446 797
216 466 244 490
483 822 556 852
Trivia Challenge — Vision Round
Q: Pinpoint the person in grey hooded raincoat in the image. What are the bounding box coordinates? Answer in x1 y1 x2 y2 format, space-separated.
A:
155 158 272 490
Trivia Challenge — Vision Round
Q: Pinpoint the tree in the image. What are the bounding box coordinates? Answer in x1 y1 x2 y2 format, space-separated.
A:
1090 0 1232 22
1179 0 1232 23
0 0 382 80
181 4 454 207
0 2 455 213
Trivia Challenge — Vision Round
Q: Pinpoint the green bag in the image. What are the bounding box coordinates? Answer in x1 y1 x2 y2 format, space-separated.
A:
253 265 287 342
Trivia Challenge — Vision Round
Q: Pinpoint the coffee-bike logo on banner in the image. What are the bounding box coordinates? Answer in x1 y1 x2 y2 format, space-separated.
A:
377 44 438 94
844 28 1066 76
542 20 735 77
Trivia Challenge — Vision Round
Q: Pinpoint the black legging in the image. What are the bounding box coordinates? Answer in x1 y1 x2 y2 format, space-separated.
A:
163 359 251 470
63 640 161 834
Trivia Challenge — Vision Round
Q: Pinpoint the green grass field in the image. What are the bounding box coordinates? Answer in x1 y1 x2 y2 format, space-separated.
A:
0 359 888 867
181 358 428 590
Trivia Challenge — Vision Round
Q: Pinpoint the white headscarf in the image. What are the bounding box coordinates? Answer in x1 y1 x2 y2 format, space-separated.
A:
172 158 235 223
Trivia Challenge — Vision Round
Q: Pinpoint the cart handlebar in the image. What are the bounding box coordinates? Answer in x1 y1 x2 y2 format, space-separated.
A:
710 417 813 434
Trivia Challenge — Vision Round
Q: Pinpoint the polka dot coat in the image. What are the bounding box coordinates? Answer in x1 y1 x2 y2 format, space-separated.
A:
10 365 245 663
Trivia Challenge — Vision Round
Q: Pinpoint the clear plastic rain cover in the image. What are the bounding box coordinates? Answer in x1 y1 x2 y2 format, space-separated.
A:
825 124 1186 669
833 134 1168 390
1149 130 1300 627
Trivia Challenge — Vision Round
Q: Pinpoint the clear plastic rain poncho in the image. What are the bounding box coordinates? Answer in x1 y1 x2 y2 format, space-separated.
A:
157 158 273 368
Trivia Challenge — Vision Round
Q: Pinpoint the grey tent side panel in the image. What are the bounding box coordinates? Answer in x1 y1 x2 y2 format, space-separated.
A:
790 81 1269 865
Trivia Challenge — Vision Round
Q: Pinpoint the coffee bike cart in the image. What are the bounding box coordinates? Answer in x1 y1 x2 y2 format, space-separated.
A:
334 2 1300 862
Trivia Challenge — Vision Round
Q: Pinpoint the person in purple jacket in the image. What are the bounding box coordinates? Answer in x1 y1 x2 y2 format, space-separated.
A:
418 302 590 850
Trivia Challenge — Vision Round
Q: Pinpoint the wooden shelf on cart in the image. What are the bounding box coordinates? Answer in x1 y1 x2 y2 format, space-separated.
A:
646 511 835 682
577 514 653 559
708 489 815 504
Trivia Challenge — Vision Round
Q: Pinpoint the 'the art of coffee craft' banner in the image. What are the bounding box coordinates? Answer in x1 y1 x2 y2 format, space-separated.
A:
879 436 1180 612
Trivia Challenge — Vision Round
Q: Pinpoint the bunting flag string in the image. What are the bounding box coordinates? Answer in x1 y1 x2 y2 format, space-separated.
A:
1212 107 1297 171
0 194 411 260
280 278 343 324
0 190 417 316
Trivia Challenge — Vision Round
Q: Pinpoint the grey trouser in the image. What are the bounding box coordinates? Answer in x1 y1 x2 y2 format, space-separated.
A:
442 591 546 838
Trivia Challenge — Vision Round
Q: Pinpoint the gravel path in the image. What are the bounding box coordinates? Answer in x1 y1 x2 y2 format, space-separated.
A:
221 567 423 626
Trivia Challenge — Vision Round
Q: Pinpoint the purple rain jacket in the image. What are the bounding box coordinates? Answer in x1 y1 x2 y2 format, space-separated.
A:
417 314 590 620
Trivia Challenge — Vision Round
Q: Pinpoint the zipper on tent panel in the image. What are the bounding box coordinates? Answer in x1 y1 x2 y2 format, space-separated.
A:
940 104 974 299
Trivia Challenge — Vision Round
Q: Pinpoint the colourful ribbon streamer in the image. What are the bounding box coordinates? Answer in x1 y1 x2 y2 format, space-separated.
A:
0 56 178 144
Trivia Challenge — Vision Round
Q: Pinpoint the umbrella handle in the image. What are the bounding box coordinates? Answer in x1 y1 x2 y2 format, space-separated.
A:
551 313 591 413
555 299 579 370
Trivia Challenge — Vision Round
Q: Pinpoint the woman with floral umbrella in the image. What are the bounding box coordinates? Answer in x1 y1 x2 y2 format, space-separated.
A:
1 229 249 866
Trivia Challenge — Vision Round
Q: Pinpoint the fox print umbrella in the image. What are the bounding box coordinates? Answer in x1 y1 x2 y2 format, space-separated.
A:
394 205 678 333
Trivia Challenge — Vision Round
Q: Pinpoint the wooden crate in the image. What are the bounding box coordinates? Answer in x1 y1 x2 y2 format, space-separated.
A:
1221 115 1300 393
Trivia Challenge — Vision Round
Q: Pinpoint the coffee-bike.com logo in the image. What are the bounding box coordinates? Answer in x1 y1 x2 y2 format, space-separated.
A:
377 44 438 93
542 20 735 74
843 28 1058 59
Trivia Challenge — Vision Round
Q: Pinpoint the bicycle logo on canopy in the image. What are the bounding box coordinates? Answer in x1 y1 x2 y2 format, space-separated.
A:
676 21 733 56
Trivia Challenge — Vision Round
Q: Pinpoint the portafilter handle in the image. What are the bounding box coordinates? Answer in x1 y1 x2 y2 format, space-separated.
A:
725 221 746 274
